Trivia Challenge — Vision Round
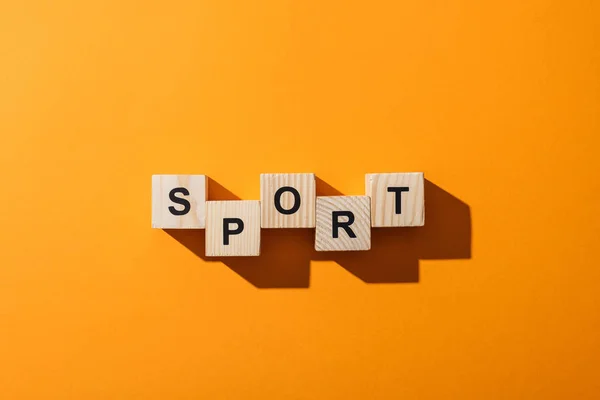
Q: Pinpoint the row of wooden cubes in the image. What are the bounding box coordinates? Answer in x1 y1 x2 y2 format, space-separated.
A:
152 173 424 256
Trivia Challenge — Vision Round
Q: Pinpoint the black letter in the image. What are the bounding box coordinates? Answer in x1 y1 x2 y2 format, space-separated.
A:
332 211 356 239
387 187 410 214
274 186 301 215
223 218 244 245
168 187 191 216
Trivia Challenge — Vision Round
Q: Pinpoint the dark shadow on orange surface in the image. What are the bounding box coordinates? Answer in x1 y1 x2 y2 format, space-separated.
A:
214 229 313 288
164 176 471 288
165 177 312 288
165 228 313 288
314 179 471 283
206 177 240 201
315 176 343 197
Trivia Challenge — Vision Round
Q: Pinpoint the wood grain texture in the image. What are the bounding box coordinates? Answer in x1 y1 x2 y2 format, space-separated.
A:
260 173 316 228
205 200 261 257
152 174 207 229
365 172 425 227
315 196 371 251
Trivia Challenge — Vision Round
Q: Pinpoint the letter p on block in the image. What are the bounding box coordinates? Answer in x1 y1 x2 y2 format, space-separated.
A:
205 201 261 257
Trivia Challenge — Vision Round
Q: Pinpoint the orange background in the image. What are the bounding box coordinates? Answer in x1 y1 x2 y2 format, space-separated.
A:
1 1 600 399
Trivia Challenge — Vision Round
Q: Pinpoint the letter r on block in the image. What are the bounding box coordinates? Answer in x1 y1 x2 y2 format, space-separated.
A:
315 196 371 251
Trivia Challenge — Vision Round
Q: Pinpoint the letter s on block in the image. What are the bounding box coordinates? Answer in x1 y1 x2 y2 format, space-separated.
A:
168 187 191 216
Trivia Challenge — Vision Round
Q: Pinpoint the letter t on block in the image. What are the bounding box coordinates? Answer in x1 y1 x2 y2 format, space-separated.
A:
152 175 207 229
260 173 316 228
365 172 425 227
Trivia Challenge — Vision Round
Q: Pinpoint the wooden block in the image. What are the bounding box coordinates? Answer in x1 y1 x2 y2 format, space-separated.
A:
205 200 261 257
152 175 207 229
365 172 425 227
315 196 371 251
260 173 316 228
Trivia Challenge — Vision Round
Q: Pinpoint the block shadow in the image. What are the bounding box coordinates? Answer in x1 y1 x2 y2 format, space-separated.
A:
165 177 312 288
313 177 471 283
164 176 471 288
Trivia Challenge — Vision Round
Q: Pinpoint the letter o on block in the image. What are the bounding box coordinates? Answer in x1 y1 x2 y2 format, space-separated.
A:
260 173 316 228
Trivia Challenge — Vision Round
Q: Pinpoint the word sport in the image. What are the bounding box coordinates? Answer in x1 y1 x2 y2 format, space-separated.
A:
152 173 425 256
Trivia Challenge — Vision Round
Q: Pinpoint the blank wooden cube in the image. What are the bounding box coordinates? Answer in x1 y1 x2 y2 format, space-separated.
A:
260 173 316 228
365 172 425 227
152 175 207 229
315 196 371 251
205 201 261 257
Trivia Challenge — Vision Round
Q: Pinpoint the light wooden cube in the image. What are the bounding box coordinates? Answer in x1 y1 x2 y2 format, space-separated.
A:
152 175 207 229
260 173 316 228
365 172 425 227
205 200 261 257
315 196 371 251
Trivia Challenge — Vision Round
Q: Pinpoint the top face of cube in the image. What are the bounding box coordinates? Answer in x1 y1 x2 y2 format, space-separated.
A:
315 196 371 251
152 175 207 229
205 200 261 257
365 172 425 227
260 173 316 228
